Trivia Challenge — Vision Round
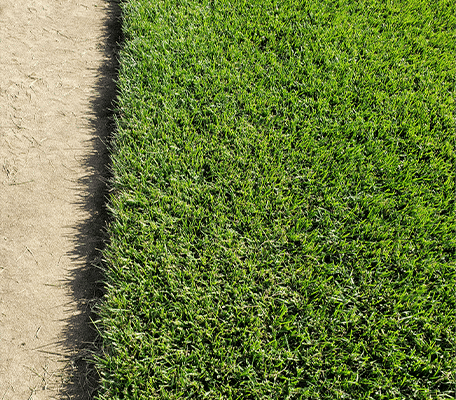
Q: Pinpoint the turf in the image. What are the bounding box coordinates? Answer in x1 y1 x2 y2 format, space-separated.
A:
96 0 456 398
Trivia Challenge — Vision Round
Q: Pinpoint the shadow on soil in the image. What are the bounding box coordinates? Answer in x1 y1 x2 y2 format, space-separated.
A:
60 1 122 398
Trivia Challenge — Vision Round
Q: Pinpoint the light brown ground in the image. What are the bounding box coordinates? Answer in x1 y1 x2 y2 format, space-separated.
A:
0 0 118 398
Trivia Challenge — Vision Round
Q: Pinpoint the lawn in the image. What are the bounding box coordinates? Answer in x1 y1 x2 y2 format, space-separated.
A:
96 0 455 398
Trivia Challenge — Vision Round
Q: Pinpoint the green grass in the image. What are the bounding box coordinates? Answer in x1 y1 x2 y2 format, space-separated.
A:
96 0 456 398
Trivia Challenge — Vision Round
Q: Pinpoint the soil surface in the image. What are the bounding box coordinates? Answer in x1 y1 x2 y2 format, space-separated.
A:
0 0 118 398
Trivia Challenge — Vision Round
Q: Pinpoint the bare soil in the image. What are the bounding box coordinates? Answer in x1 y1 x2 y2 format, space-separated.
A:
0 0 119 398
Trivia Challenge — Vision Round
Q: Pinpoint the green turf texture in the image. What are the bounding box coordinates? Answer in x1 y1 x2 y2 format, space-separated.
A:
96 0 456 398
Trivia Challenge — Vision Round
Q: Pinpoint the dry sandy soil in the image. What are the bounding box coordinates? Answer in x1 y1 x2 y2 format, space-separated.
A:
0 0 119 398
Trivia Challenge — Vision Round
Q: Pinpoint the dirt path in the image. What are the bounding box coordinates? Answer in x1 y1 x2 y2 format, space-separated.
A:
0 0 118 398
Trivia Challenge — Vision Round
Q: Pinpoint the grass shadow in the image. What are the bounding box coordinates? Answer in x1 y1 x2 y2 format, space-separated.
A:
59 1 122 398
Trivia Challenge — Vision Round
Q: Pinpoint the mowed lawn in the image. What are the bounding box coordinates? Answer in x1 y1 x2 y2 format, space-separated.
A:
96 0 455 398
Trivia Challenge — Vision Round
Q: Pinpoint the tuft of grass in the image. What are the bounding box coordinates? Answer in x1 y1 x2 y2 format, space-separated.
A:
96 0 456 398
